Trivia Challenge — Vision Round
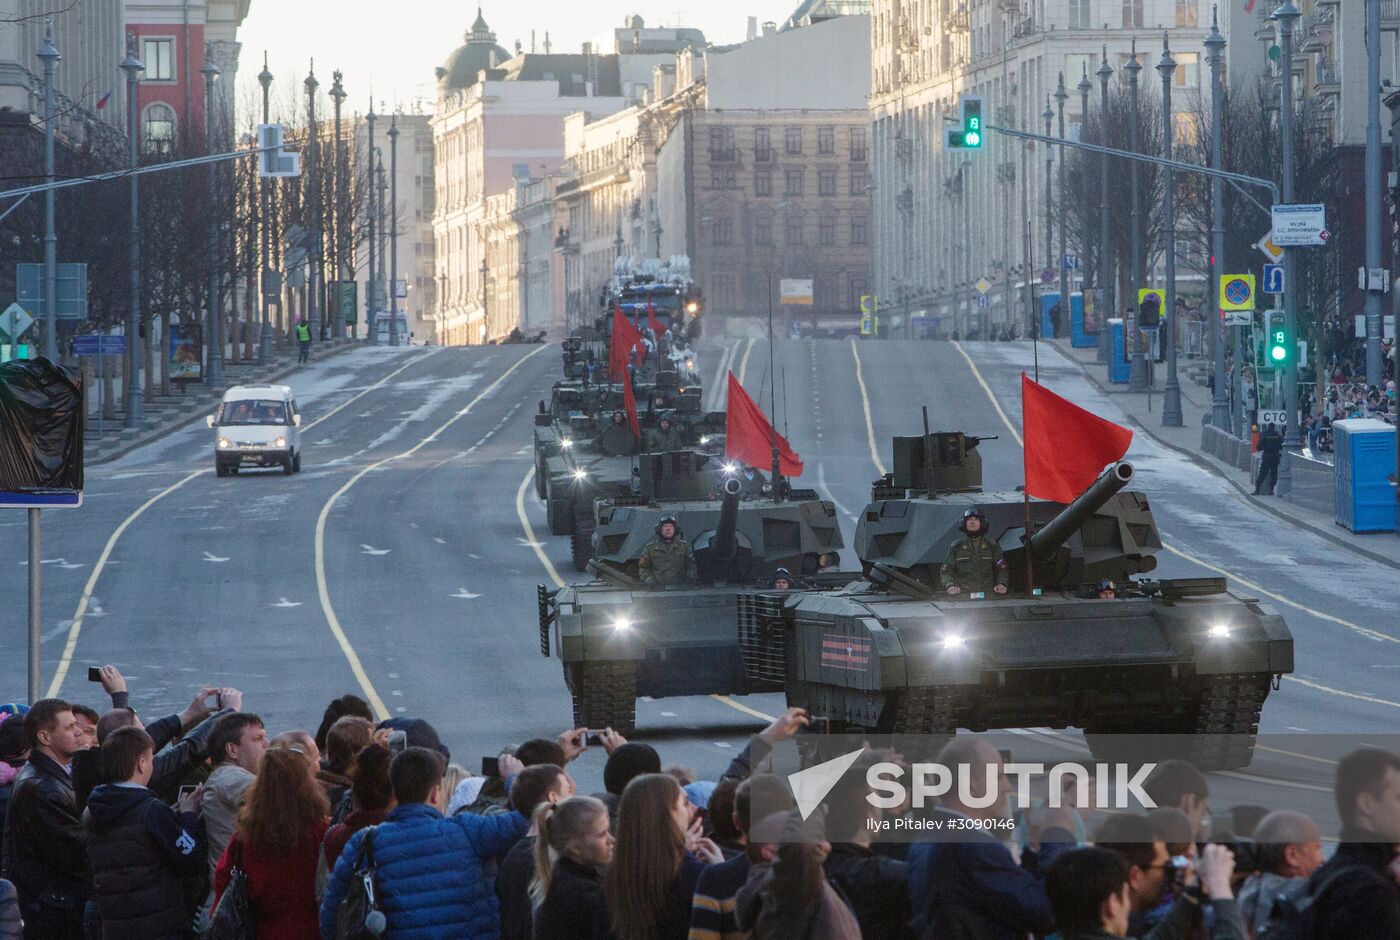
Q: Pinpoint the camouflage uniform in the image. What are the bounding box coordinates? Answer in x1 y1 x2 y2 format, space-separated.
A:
638 537 696 588
940 535 1008 593
644 425 685 453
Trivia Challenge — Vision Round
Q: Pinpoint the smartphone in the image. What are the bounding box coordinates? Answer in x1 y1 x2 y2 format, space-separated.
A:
585 730 605 747
809 716 832 735
177 785 198 801
481 755 500 778
386 730 407 755
88 667 102 682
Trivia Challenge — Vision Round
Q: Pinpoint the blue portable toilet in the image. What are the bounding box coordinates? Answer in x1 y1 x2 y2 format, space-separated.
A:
1333 418 1397 533
1070 292 1095 348
1039 294 1057 338
1107 318 1130 383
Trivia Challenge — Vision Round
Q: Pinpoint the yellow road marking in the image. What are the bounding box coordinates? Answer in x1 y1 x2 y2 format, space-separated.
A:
314 346 547 719
849 339 887 476
516 467 565 589
708 341 736 410
737 337 755 385
951 341 1023 447
710 695 776 721
46 350 436 698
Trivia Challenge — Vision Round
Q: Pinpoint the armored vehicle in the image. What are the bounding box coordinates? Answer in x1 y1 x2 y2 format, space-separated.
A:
538 475 847 733
737 446 1294 770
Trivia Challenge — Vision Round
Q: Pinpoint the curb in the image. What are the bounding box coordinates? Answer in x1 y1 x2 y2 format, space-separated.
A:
1067 347 1400 574
86 340 359 466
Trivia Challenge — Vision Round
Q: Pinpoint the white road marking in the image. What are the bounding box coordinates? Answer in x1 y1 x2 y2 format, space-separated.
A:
660 711 678 717
359 544 391 556
451 588 482 599
202 552 229 563
849 339 887 476
467 553 481 559
272 597 303 608
434 538 447 545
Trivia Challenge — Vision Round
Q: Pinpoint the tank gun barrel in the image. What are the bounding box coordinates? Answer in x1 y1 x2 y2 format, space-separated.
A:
712 477 742 561
1029 462 1134 561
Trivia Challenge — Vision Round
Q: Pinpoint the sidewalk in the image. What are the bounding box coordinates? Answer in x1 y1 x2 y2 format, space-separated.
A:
84 338 358 466
1054 340 1400 572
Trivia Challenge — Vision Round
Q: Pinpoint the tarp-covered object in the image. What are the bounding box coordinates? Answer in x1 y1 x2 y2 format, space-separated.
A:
0 358 84 492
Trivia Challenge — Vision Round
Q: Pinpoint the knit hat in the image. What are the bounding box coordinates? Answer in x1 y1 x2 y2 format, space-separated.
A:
0 714 29 763
377 717 450 762
603 742 661 796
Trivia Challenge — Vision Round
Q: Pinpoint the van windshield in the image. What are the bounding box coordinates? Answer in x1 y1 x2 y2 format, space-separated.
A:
219 399 289 426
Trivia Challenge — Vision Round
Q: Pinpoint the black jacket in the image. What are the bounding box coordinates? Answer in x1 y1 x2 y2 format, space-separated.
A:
73 711 223 812
535 857 600 940
497 834 537 940
1310 830 1400 939
0 752 87 910
1259 430 1283 458
83 784 204 940
824 842 911 939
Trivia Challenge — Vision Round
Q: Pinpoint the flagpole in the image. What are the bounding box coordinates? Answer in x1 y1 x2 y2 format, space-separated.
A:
767 272 781 499
1021 373 1036 595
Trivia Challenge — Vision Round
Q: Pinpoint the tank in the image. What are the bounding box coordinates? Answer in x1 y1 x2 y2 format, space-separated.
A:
736 450 1295 770
538 474 848 734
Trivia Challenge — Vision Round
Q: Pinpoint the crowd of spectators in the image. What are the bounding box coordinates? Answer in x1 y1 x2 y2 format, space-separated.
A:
1 670 1398 939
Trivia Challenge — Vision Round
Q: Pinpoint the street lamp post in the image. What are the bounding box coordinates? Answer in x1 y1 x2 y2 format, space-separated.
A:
1055 74 1069 342
257 53 274 363
201 48 222 387
329 71 347 340
1273 1 1301 494
961 160 972 338
365 103 377 341
1126 41 1147 391
388 115 400 347
1206 10 1230 429
37 22 59 362
304 65 321 341
1043 98 1053 337
121 35 144 429
1364 0 1384 385
1097 47 1114 366
376 152 387 343
1157 36 1184 427
1077 66 1096 359
480 257 489 344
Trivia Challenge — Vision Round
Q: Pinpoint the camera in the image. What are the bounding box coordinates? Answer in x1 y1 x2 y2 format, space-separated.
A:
88 667 102 683
386 730 407 755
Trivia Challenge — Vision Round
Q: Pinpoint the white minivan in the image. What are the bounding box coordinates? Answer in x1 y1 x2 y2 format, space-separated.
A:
207 385 302 476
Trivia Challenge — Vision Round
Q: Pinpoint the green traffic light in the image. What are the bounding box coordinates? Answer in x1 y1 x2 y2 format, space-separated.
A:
1270 345 1286 362
965 131 981 147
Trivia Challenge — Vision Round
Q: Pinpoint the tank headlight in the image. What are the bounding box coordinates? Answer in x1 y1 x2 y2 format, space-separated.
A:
560 438 574 450
273 437 286 448
218 438 232 449
942 634 966 651
684 358 694 369
700 435 711 445
723 462 738 475
687 301 699 313
612 616 632 632
573 468 588 481
1207 624 1231 639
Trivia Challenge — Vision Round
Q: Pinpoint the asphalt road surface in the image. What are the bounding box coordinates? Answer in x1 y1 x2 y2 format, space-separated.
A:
5 336 1396 798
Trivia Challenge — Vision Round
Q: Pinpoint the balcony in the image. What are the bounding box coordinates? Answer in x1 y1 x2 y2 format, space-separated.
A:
754 147 773 163
709 148 737 162
1314 55 1340 95
943 3 969 33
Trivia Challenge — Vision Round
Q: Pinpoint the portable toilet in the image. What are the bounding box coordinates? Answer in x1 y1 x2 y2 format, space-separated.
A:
1107 318 1130 383
1333 418 1397 533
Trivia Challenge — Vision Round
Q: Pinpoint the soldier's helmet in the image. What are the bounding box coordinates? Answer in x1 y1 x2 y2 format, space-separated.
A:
657 412 673 429
960 507 988 533
656 514 681 538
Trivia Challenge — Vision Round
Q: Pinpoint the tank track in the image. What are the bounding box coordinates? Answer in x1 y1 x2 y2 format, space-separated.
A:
534 451 549 500
1186 673 1268 770
546 496 575 536
883 685 957 736
571 519 596 572
570 661 637 735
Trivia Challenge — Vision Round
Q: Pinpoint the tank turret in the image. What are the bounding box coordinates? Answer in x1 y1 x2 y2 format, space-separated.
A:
692 477 748 580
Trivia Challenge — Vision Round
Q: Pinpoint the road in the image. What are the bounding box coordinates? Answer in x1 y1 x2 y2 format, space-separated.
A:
4 336 1396 797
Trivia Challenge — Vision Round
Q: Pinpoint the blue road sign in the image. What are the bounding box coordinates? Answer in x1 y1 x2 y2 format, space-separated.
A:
71 334 127 357
1262 264 1285 295
0 490 82 509
976 295 990 309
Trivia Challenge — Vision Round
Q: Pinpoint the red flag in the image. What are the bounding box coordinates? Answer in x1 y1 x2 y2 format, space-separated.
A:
609 306 645 381
622 368 641 439
646 300 666 338
1022 373 1132 502
725 372 803 477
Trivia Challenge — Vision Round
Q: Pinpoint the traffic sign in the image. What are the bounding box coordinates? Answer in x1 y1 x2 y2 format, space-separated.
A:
1255 233 1285 263
779 279 814 305
1040 268 1055 286
974 277 991 296
16 263 88 319
0 490 82 509
1259 410 1287 427
1219 274 1255 311
1063 253 1080 271
1222 310 1253 326
0 303 34 341
859 294 876 315
71 334 127 357
976 295 990 309
1271 203 1327 247
1262 264 1285 295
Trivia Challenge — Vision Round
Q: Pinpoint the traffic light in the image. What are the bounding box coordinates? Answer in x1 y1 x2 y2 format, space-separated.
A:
1265 310 1289 364
945 96 984 150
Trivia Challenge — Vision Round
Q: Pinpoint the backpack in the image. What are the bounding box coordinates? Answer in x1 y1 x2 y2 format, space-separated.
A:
1256 865 1365 940
336 827 385 940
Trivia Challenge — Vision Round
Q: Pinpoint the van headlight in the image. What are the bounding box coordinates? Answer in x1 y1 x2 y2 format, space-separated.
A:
218 438 233 449
273 437 286 448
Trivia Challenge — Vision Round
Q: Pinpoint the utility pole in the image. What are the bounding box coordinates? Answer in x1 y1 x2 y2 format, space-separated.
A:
1158 36 1183 427
1365 0 1384 385
376 152 387 343
202 48 222 386
1055 74 1069 342
1126 41 1147 392
1043 98 1053 336
330 71 347 340
121 36 144 429
1097 47 1114 366
1206 10 1230 429
480 256 489 344
304 64 322 341
388 115 400 347
1274 1 1301 494
962 159 972 337
257 53 273 363
1078 65 1095 358
365 102 377 341
37 22 59 362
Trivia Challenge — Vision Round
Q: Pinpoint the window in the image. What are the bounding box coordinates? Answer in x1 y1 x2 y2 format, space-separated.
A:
143 103 176 155
709 126 735 161
819 216 836 245
818 170 836 197
849 276 869 309
1068 0 1089 29
141 38 174 81
849 166 866 196
754 127 772 162
710 166 736 189
785 126 802 154
785 216 803 247
851 126 867 161
1122 0 1143 27
711 274 735 309
850 216 868 245
784 169 803 196
1176 0 1198 27
1173 52 1199 87
755 171 772 197
754 218 773 246
712 218 734 246
818 126 835 154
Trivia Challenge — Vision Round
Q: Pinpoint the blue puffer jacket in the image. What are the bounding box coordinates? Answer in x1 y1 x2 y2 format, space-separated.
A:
319 802 528 940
